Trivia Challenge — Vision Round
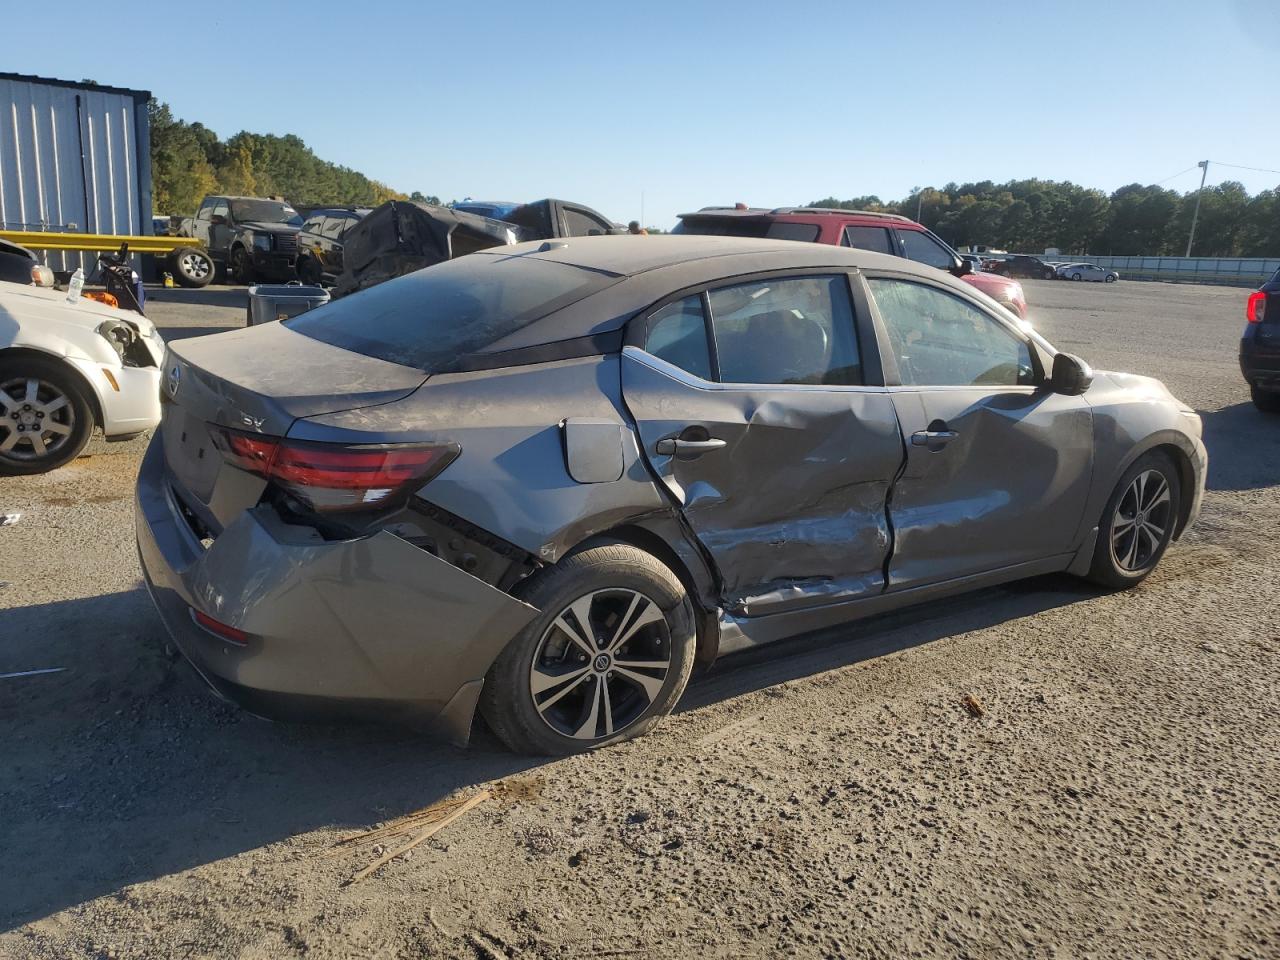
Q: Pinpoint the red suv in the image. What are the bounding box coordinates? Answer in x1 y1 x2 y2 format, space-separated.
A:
674 206 1028 318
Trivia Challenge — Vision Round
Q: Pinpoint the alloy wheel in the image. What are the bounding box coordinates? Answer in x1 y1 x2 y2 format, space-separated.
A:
1110 469 1173 572
529 588 671 740
179 251 210 281
0 377 76 462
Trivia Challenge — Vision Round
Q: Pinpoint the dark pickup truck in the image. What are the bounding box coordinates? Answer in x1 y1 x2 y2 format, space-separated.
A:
178 196 304 283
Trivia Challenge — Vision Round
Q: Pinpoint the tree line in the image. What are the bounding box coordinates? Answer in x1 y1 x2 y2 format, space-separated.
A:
810 178 1280 258
148 100 425 216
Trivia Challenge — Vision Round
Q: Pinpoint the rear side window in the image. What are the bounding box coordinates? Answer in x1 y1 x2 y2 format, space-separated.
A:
708 276 861 386
645 296 712 380
764 223 820 243
842 225 892 254
562 207 612 236
288 254 616 372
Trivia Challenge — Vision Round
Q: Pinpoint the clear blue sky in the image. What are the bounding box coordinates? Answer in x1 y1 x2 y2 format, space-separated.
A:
10 0 1277 226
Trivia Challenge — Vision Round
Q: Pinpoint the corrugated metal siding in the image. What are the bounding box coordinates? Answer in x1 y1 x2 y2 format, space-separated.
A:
0 77 149 272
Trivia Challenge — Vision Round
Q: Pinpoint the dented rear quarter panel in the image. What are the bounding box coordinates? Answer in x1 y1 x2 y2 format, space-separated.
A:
290 354 672 562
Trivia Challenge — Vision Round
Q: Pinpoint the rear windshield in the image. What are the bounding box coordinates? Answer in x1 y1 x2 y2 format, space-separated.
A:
286 253 616 372
675 218 820 243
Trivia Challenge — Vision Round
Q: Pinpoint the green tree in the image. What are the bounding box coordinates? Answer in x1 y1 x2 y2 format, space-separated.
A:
147 100 217 215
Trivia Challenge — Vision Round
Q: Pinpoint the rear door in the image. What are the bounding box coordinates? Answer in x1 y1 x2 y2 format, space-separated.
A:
622 272 905 617
863 272 1093 589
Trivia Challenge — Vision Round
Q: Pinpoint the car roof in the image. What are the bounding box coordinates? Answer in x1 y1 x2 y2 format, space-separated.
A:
477 234 902 277
469 235 949 354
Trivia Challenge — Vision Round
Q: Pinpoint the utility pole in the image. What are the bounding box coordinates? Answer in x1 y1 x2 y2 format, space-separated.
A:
1185 160 1209 257
640 190 645 230
916 190 924 222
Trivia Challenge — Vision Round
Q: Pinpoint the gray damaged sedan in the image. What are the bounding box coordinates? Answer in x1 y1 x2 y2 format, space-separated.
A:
136 236 1206 754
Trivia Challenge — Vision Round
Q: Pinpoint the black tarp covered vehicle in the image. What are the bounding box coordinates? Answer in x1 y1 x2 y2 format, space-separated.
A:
335 198 620 297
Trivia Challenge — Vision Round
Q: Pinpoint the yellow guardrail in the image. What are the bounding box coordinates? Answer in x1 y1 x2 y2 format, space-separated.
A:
0 231 204 254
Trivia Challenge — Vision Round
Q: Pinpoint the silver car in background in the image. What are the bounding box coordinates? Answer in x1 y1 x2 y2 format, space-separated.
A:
1060 263 1120 282
135 236 1205 755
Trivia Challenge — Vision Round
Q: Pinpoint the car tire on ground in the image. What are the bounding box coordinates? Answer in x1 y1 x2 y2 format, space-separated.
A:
1072 272 1083 281
479 541 697 755
229 246 255 285
1043 269 1056 280
169 246 214 288
1252 384 1280 413
1085 450 1181 590
1105 275 1116 283
0 355 95 476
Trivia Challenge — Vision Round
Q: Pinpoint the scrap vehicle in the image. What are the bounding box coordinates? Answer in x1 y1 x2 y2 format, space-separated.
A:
1 277 164 474
1061 263 1120 283
673 206 1030 318
1242 267 1280 412
336 197 621 297
177 195 304 284
295 207 372 285
136 235 1206 755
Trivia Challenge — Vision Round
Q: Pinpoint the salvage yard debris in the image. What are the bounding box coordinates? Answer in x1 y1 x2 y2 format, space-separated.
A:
334 789 491 885
960 693 986 718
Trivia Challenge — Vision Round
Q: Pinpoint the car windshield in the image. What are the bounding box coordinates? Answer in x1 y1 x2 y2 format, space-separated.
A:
286 253 618 372
230 200 303 226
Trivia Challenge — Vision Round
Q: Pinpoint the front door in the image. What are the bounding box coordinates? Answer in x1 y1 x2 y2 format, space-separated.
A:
864 274 1094 590
622 273 905 617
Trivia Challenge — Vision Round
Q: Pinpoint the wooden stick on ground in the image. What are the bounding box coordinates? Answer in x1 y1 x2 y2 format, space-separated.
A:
345 790 490 885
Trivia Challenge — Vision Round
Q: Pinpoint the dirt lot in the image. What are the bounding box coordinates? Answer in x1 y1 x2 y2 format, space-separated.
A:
2 279 1277 959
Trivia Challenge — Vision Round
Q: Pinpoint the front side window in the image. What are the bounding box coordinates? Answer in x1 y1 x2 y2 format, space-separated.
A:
868 279 1035 387
897 229 956 270
645 296 712 380
210 200 230 222
708 276 861 386
842 225 892 254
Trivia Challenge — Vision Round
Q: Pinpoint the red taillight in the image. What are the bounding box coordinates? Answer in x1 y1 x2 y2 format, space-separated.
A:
1247 291 1267 324
191 608 249 645
210 426 458 512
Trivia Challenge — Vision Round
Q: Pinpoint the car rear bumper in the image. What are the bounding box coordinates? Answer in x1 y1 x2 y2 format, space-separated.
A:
1241 331 1280 389
133 434 537 744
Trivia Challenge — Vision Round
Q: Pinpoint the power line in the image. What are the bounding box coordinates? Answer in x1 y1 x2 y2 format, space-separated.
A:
1153 165 1200 186
1212 161 1280 177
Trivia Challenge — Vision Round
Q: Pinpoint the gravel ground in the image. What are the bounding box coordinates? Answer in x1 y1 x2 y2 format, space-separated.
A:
1 279 1277 959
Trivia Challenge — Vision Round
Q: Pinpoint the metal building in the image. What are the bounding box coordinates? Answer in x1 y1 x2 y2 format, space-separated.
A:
0 72 153 271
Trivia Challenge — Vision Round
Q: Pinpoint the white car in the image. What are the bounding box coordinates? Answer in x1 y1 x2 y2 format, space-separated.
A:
0 281 165 474
1059 263 1120 283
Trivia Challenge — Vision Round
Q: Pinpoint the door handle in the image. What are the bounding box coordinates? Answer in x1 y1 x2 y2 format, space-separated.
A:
911 428 959 449
655 437 727 456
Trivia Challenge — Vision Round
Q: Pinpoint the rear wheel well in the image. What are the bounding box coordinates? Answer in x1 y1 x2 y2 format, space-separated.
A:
0 347 103 428
1150 443 1196 538
574 524 720 668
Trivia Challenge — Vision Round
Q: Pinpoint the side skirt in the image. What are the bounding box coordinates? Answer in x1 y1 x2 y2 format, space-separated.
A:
716 553 1076 654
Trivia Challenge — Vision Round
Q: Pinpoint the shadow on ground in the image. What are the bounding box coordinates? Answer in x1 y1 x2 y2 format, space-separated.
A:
0 573 1095 931
1199 401 1280 491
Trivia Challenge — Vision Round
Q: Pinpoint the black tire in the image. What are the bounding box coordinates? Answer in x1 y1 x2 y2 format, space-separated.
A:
0 356 95 476
1104 274 1116 283
1252 384 1280 413
296 255 322 286
170 246 214 288
1043 268 1056 280
1072 272 1083 281
1085 450 1181 589
479 541 696 755
229 246 255 285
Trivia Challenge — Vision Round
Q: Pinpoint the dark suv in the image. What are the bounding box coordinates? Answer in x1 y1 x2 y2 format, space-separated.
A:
674 206 1028 318
180 196 304 284
1242 269 1280 412
989 254 1057 281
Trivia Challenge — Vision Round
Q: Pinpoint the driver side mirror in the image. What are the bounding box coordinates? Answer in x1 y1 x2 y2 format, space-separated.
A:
955 257 972 276
1050 352 1093 395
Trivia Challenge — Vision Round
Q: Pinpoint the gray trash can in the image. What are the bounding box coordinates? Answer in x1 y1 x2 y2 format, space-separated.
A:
246 282 330 326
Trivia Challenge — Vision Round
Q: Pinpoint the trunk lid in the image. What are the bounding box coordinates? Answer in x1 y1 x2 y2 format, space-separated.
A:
161 321 427 530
